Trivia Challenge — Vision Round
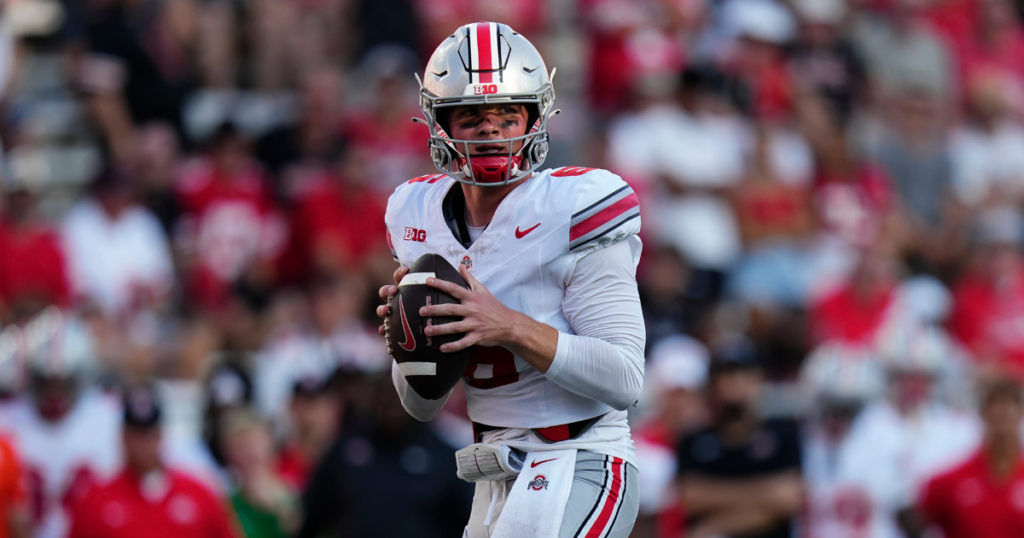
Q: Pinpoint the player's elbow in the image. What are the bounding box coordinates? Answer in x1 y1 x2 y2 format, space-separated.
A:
606 366 643 411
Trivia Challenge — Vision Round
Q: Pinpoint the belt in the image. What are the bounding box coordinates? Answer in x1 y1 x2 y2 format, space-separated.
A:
472 414 605 444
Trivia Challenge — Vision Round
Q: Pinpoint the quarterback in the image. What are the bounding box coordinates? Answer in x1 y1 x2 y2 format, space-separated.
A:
378 22 644 537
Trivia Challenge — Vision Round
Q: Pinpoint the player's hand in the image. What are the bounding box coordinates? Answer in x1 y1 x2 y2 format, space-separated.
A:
419 264 524 353
377 266 409 336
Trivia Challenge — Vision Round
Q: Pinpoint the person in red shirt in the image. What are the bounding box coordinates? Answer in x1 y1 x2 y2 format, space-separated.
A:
175 123 288 309
288 148 388 279
0 433 28 538
275 374 341 491
913 379 1024 538
810 241 902 345
948 207 1024 378
68 386 240 538
0 179 71 323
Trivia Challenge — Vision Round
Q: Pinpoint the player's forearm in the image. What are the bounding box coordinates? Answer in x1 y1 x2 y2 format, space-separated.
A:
542 332 643 410
504 312 559 373
688 505 781 538
681 473 803 516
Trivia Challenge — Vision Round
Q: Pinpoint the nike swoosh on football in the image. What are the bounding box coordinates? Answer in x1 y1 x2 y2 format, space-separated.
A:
398 295 416 352
515 223 541 239
530 458 558 468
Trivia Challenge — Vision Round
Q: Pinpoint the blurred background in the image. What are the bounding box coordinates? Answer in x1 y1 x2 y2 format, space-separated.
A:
1 0 1024 536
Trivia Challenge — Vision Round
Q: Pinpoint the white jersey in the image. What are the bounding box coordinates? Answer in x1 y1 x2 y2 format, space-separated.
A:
802 418 907 538
0 391 123 538
386 167 642 459
858 400 981 500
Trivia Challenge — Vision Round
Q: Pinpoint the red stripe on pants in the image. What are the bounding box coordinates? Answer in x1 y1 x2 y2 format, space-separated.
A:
586 457 624 537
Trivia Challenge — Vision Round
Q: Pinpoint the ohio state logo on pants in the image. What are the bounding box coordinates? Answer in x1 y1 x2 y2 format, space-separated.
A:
527 475 548 491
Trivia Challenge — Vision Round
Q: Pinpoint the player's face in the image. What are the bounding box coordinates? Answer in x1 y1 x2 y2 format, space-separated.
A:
709 368 761 422
123 427 163 474
31 375 77 422
982 394 1023 442
447 104 530 155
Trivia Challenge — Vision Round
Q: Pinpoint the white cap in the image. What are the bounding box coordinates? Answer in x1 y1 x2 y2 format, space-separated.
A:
791 0 847 25
877 325 952 375
801 341 885 403
648 335 710 392
727 0 796 45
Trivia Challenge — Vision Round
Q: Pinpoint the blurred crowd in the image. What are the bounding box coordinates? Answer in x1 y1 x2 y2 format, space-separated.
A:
1 0 1024 536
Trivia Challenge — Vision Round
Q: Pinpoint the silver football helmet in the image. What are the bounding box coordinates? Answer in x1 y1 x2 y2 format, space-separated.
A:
416 22 557 186
22 307 96 420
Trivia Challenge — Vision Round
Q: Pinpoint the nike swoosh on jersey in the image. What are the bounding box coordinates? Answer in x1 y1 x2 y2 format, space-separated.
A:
398 295 416 352
515 223 541 239
530 458 558 468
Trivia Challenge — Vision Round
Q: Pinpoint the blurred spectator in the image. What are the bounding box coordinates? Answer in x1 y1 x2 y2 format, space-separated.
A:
869 87 958 269
954 0 1024 100
353 0 419 59
789 0 866 124
0 310 122 538
609 67 746 271
0 433 28 538
68 386 240 538
275 375 341 491
732 126 814 250
948 207 1024 379
80 0 187 161
633 335 709 538
912 380 1024 538
288 152 388 279
342 47 431 194
136 123 184 234
810 242 902 345
255 68 346 186
254 276 384 431
580 0 689 115
415 0 547 54
174 124 288 310
728 125 816 309
807 116 893 249
639 247 711 349
799 342 904 538
676 341 802 538
720 0 795 120
852 0 954 100
204 360 255 469
60 167 174 317
0 178 70 323
857 327 981 524
220 408 300 538
298 377 472 538
948 75 1024 208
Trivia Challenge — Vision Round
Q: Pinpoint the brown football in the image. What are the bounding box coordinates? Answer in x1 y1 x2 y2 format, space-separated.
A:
385 254 472 400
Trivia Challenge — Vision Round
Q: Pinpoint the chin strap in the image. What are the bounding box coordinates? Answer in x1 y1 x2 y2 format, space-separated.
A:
462 155 524 184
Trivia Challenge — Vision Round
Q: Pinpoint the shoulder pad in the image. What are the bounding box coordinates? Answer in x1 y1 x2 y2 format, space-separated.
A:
563 168 641 257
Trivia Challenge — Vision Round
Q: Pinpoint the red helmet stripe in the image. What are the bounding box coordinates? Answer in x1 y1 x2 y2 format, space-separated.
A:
476 22 493 83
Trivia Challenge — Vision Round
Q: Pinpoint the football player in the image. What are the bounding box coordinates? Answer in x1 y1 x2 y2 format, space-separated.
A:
377 22 644 538
800 342 905 538
0 309 122 538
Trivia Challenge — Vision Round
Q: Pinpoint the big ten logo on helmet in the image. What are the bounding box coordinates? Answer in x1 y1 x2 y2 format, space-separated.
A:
473 84 499 95
404 227 427 242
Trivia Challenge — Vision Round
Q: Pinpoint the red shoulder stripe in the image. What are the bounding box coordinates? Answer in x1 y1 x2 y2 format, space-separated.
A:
569 192 639 241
